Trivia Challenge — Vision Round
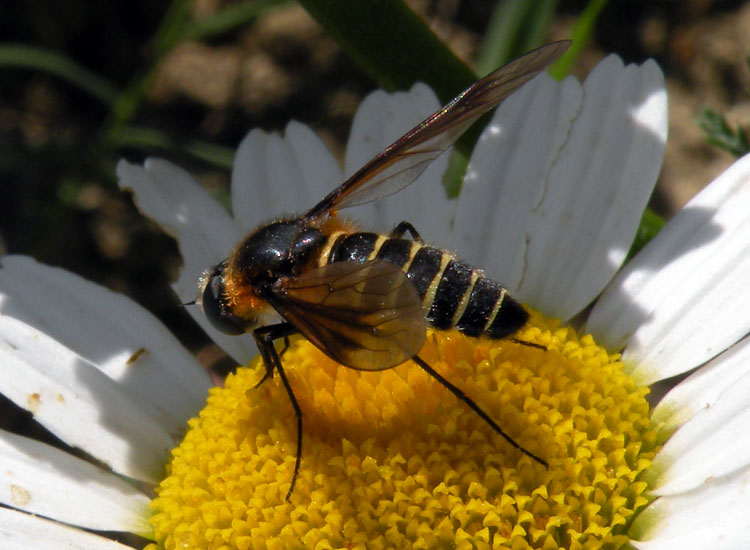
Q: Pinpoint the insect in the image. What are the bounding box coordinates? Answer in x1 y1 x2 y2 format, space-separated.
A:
199 41 570 499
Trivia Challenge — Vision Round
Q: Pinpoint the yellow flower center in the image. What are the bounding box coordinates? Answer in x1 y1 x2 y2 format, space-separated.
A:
148 312 657 550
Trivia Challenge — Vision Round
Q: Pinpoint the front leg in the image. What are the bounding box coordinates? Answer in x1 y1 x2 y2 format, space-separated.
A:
252 322 298 387
252 322 303 501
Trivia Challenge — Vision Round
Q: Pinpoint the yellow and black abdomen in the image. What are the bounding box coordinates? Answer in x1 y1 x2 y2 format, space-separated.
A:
321 231 528 340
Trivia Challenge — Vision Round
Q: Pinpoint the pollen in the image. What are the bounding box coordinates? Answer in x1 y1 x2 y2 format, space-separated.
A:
148 311 658 550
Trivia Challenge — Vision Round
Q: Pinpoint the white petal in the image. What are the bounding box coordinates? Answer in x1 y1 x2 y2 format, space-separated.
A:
453 73 579 282
344 84 439 174
0 507 137 550
117 158 240 267
649 348 750 495
343 83 456 247
631 469 750 550
455 56 666 319
231 122 342 232
0 430 150 536
652 335 750 432
0 315 174 482
117 159 257 363
0 256 210 436
588 153 750 383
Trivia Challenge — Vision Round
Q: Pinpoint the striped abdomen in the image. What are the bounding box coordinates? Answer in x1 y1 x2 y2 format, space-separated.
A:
321 231 528 339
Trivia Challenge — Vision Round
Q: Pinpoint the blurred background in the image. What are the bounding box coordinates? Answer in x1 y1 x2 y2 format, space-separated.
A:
1 0 749 366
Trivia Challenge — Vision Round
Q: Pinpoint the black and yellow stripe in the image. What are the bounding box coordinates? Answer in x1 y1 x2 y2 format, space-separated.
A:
322 232 527 340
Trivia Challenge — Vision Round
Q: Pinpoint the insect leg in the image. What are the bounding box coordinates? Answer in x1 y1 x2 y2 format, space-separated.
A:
510 337 547 351
279 336 291 357
390 221 423 242
252 322 304 500
412 355 548 468
252 323 297 387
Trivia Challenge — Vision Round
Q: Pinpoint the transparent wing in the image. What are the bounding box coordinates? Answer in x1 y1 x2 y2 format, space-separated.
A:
304 40 570 219
269 260 426 370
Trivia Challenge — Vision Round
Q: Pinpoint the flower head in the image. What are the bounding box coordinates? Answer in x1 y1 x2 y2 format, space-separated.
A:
150 315 658 550
2 52 750 550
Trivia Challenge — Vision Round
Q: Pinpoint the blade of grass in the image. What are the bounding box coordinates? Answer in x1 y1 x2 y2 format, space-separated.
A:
106 0 283 167
107 0 193 130
113 125 235 169
517 0 559 54
459 0 559 197
298 0 476 102
475 0 559 75
300 0 486 200
548 0 607 80
474 0 533 73
109 0 284 129
0 44 120 106
183 0 290 41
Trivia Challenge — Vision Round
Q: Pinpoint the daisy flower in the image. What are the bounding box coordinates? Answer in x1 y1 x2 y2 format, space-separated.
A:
2 51 749 550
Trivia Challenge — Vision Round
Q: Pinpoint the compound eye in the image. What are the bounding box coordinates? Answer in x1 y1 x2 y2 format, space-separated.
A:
201 268 247 335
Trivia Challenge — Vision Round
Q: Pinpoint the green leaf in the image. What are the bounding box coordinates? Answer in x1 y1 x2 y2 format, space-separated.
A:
697 107 750 158
627 208 665 261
